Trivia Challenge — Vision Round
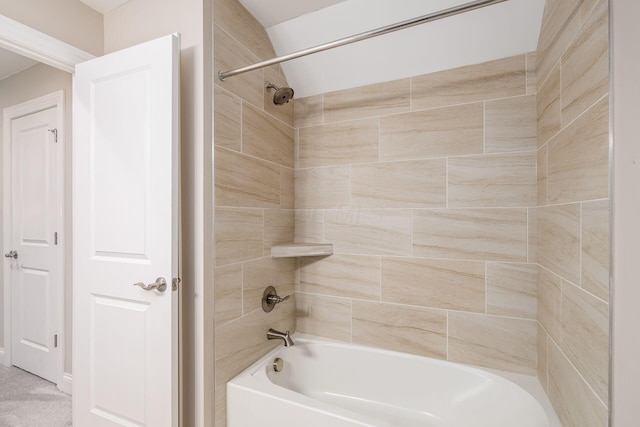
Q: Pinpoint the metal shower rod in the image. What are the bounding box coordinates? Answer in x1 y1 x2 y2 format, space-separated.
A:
218 0 509 81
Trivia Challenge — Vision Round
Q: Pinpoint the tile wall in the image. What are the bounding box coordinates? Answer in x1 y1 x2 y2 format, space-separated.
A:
213 0 296 424
536 0 609 425
293 53 540 376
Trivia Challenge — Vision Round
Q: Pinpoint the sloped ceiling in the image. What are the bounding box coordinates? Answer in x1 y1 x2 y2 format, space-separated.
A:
237 0 545 98
0 48 38 81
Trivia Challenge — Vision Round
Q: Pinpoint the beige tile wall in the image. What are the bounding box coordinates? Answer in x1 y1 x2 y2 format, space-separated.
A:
294 53 539 376
213 0 295 424
536 0 609 425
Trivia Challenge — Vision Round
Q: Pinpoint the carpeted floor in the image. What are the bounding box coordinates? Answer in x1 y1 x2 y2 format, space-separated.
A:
0 365 71 427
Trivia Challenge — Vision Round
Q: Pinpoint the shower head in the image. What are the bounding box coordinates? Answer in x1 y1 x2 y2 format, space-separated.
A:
266 82 294 105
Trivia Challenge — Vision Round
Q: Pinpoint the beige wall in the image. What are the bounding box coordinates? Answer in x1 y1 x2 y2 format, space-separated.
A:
0 0 103 56
293 54 539 374
535 0 609 425
611 0 640 424
104 0 213 426
212 0 296 424
0 63 73 374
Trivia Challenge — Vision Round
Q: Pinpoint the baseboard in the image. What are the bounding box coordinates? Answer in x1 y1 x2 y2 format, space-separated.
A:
0 347 4 365
59 372 72 395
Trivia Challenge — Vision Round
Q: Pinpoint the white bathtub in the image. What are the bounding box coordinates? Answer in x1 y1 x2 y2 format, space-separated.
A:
227 335 561 427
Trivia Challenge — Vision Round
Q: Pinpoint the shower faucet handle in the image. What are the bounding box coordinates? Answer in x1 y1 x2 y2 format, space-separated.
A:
262 286 290 312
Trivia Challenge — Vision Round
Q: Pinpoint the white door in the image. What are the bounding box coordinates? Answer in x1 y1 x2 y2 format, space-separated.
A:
7 106 61 383
73 34 179 427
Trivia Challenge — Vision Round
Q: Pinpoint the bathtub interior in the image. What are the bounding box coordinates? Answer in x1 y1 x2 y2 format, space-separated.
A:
228 335 561 427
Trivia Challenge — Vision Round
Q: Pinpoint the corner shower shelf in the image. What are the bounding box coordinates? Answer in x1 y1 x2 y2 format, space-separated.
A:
271 243 333 258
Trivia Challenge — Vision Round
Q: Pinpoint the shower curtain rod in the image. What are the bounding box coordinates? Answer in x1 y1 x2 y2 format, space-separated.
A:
218 0 509 81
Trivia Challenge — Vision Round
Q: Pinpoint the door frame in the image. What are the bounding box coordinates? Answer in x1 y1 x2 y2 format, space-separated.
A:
0 15 93 394
2 90 65 389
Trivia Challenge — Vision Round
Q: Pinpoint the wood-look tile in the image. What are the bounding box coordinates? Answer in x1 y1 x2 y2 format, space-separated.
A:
412 208 528 262
562 282 609 403
351 159 446 208
294 94 323 128
537 266 563 345
581 0 601 21
526 52 537 95
537 0 581 85
538 204 581 284
242 102 294 168
215 299 295 387
264 66 294 126
448 153 537 208
448 312 537 375
214 85 241 151
295 166 351 209
215 385 226 427
380 103 483 161
243 257 296 314
325 209 412 256
324 78 410 123
299 255 381 300
561 0 608 126
215 207 263 266
215 146 281 208
352 301 447 359
528 207 538 264
263 209 294 255
485 95 537 153
214 264 243 327
487 263 537 319
381 258 485 312
296 293 351 341
548 340 608 427
581 200 610 301
214 0 276 60
298 118 379 168
548 96 609 204
280 167 294 209
537 63 561 147
294 210 324 243
537 145 548 205
538 324 548 390
214 24 263 108
411 55 526 110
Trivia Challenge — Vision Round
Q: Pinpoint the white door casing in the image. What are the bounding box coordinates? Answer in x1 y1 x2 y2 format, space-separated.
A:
2 91 65 388
73 34 179 427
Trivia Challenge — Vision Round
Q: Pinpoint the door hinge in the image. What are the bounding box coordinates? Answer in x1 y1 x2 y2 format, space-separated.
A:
48 128 58 143
54 334 58 348
54 232 58 245
172 277 181 292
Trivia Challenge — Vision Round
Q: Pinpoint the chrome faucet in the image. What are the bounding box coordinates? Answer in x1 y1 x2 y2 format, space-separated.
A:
267 328 294 347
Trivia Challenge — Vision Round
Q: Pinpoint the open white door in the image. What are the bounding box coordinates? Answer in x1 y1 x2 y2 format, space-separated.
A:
73 34 179 427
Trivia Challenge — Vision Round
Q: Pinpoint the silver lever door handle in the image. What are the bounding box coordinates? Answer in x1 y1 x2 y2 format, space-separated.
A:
4 251 17 259
133 277 167 292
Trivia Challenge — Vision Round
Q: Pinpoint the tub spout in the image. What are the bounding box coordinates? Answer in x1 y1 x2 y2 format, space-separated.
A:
267 328 294 347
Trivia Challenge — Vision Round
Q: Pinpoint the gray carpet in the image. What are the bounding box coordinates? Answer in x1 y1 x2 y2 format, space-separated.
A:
0 365 71 427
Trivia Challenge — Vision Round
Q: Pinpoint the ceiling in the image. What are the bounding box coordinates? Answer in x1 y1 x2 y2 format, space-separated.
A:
238 0 347 28
79 0 131 14
236 0 546 98
0 48 38 81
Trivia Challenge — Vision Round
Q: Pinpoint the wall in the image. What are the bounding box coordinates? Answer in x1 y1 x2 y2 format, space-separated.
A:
104 0 213 425
0 0 103 56
212 0 296 424
0 63 73 375
611 0 640 424
293 54 539 375
535 0 609 425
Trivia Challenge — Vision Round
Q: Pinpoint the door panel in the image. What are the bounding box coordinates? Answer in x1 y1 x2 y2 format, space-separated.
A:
9 106 59 383
73 34 179 427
